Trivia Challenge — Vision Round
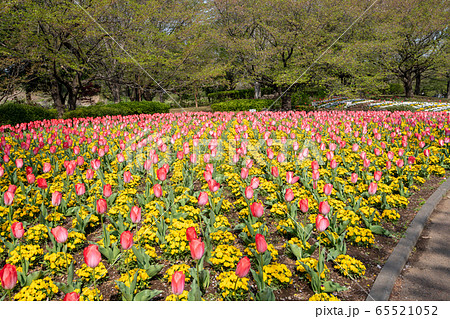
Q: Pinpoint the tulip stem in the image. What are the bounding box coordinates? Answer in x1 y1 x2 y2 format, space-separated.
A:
7 289 12 301
92 269 98 301
233 276 239 300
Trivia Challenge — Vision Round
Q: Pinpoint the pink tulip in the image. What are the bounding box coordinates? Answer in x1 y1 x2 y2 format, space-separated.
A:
250 177 260 189
75 183 86 196
153 184 162 198
3 191 14 206
271 166 279 177
52 191 62 206
386 160 392 170
207 179 220 193
43 162 52 173
130 206 141 223
312 170 320 181
323 183 333 196
171 271 185 296
120 231 134 250
186 227 197 242
250 202 264 218
85 169 94 180
123 171 132 183
204 170 212 182
277 152 285 163
245 186 254 199
315 214 329 232
27 174 35 184
0 264 17 290
103 184 112 198
198 192 208 206
241 167 249 180
368 182 377 195
63 292 80 301
299 198 309 213
374 171 382 182
267 148 274 159
83 245 101 268
15 158 23 168
286 171 299 184
424 149 430 157
318 201 330 215
189 239 205 260
285 188 294 202
311 161 319 171
96 198 107 214
91 159 100 170
255 234 267 253
396 159 404 168
157 167 167 181
235 256 251 278
51 226 68 244
11 222 25 239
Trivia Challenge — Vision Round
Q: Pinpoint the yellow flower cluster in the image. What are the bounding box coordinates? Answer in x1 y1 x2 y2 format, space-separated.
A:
75 287 103 301
335 209 361 226
25 224 49 244
211 230 236 245
66 231 86 251
75 262 108 282
283 237 311 253
359 207 382 223
318 231 339 248
14 277 58 301
213 215 231 229
381 209 400 221
308 292 341 301
115 268 151 293
244 243 278 261
43 252 74 273
217 271 249 300
164 264 191 283
135 225 159 246
345 226 375 247
333 254 366 278
6 244 43 267
242 222 268 237
296 257 329 281
161 218 197 257
263 262 292 286
165 290 189 301
270 202 288 218
210 245 242 270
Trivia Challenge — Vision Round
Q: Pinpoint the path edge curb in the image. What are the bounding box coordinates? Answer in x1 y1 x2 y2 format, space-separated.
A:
366 177 450 301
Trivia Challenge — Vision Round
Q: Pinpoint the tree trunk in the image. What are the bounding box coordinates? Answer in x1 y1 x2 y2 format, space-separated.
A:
254 81 261 99
67 90 77 111
110 82 121 103
159 91 165 103
194 86 198 108
446 77 450 99
414 71 421 96
50 80 65 118
402 74 414 98
25 91 32 104
280 89 292 111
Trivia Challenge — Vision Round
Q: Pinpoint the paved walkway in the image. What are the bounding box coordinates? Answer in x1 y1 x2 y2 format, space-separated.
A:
389 190 450 301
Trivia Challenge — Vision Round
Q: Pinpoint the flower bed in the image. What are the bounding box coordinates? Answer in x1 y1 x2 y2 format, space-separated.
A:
0 110 449 301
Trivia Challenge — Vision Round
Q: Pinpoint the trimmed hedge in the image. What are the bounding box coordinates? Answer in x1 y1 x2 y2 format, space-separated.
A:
0 103 57 126
211 99 275 112
63 101 170 119
208 88 273 103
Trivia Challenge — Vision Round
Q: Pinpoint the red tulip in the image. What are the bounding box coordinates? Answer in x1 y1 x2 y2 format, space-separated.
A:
51 191 62 206
96 198 107 214
318 201 330 215
120 231 133 250
11 222 25 239
8 184 17 194
204 170 212 182
285 188 294 202
408 156 415 165
396 159 404 168
312 170 320 181
311 160 319 171
66 162 76 176
386 160 392 170
323 183 333 196
198 192 208 206
103 184 112 198
374 171 382 182
250 202 264 218
315 214 329 232
255 234 267 253
250 177 260 189
424 149 430 157
271 166 279 177
368 182 377 195
75 183 86 196
153 184 162 198
189 238 205 260
244 186 254 199
3 191 14 206
63 292 80 301
171 271 185 296
299 198 309 213
0 264 17 290
235 256 251 278
130 206 141 223
330 159 338 169
186 227 197 241
207 179 221 193
51 226 68 243
0 165 4 177
83 244 101 268
157 167 167 181
36 178 47 189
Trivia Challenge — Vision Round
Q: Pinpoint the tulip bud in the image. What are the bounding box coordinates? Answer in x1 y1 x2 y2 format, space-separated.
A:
96 198 107 214
318 201 330 215
198 192 208 206
63 292 80 301
250 177 260 189
186 227 197 241
157 167 167 181
255 234 267 253
120 231 133 250
189 238 205 260
250 202 264 218
368 182 377 195
271 166 279 177
75 183 86 196
3 191 14 206
83 244 101 268
235 256 251 278
299 198 309 213
130 206 141 223
0 264 17 290
241 167 249 180
351 173 358 184
51 226 68 244
36 178 47 189
171 271 185 296
153 184 162 198
315 214 329 232
323 183 333 196
244 186 254 199
11 222 25 239
285 188 294 202
123 171 132 183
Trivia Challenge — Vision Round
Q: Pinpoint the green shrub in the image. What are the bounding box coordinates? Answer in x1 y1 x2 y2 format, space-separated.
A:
208 88 273 103
291 91 311 106
63 101 169 119
383 105 417 112
295 105 316 112
0 103 57 126
210 99 275 112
